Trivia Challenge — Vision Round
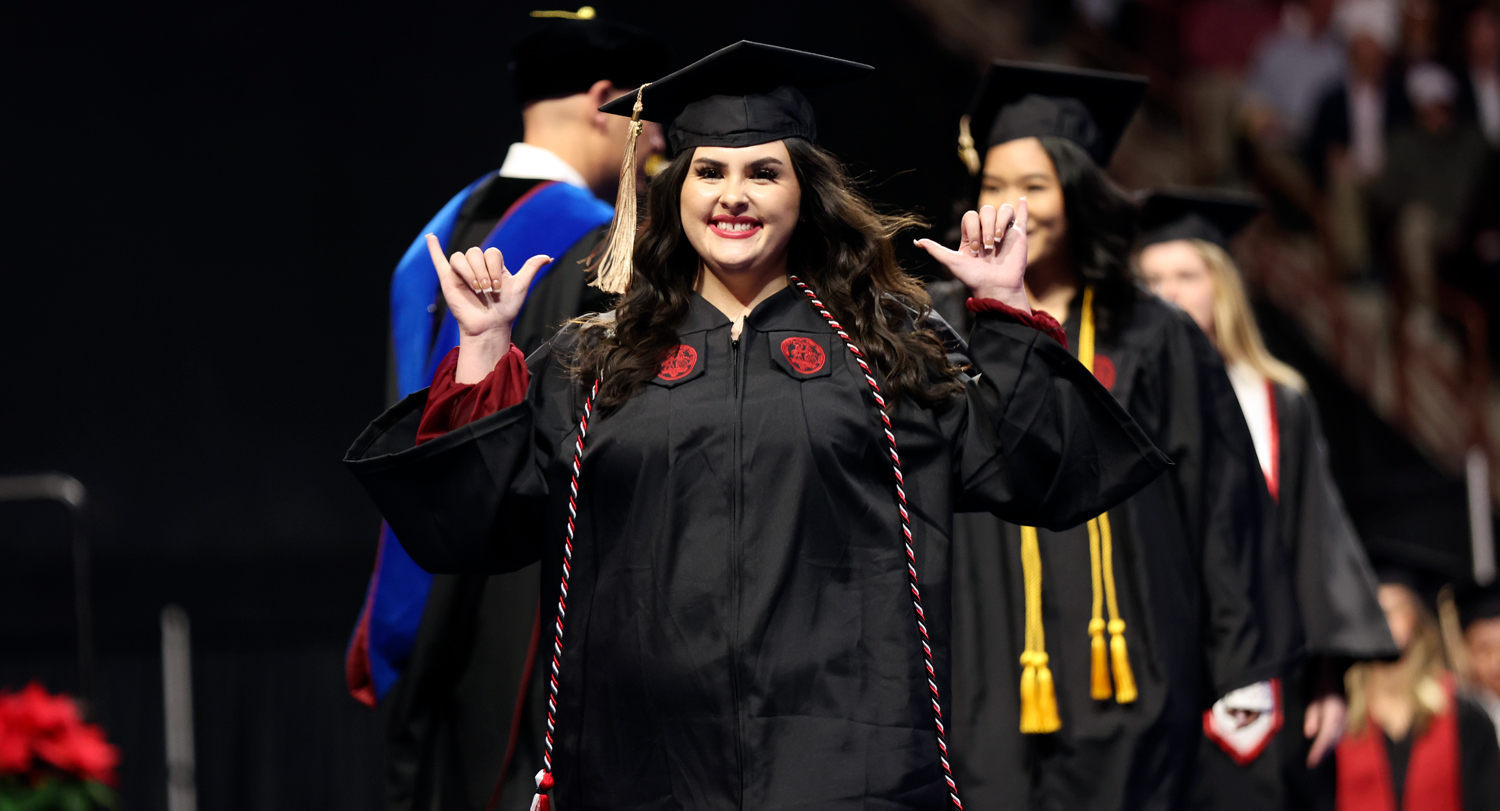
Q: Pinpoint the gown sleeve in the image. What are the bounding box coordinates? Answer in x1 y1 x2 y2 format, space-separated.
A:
946 301 1171 530
344 337 575 575
1278 386 1397 663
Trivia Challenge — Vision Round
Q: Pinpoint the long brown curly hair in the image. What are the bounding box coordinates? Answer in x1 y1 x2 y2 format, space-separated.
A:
573 137 963 411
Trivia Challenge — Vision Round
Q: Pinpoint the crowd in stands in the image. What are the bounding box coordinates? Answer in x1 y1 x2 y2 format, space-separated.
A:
1069 0 1500 356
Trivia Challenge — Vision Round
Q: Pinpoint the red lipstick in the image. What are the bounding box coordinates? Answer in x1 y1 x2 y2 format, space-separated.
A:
709 215 762 239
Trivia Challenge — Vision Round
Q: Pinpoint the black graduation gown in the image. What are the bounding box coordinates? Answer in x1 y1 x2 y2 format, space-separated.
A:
949 292 1304 811
1190 382 1396 811
347 287 1170 810
382 173 611 811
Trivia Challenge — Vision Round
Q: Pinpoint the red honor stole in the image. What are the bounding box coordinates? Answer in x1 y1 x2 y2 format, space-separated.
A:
1336 677 1462 811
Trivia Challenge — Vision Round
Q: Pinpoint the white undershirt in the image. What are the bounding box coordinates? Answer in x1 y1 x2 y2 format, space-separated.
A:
497 142 590 190
1228 361 1274 485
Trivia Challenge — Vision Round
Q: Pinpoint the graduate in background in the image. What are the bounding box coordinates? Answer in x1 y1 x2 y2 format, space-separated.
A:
946 62 1303 811
345 41 1169 810
344 10 668 811
1457 582 1500 745
1135 190 1398 811
1336 566 1500 811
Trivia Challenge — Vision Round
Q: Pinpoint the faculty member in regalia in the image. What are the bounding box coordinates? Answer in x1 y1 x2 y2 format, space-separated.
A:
345 10 669 810
346 42 1169 810
945 62 1304 811
1135 190 1397 811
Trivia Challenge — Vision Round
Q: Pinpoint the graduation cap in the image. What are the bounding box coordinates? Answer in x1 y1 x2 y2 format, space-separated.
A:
511 8 670 105
599 40 872 153
590 41 874 294
1138 190 1263 250
1457 581 1500 630
957 61 1148 174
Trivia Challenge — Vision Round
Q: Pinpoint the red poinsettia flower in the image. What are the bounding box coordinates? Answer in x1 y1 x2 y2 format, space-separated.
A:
33 723 119 785
0 683 119 787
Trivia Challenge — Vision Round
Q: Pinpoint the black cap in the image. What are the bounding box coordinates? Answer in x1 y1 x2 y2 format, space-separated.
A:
1457 581 1500 629
511 10 670 105
599 41 873 154
1138 190 1263 250
961 61 1147 169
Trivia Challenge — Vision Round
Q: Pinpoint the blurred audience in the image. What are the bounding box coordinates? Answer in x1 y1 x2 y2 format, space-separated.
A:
1241 0 1346 150
1338 569 1500 811
1178 0 1282 183
1459 8 1500 149
1375 62 1493 322
1306 3 1407 273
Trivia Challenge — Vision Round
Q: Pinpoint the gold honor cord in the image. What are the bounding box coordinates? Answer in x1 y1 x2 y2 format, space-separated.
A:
1018 287 1137 736
529 6 596 19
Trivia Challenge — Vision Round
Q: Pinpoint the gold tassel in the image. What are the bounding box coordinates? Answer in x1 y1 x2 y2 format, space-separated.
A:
1034 653 1061 733
1089 618 1111 700
957 115 981 176
1019 652 1040 733
1018 526 1058 733
1109 620 1138 704
590 82 650 295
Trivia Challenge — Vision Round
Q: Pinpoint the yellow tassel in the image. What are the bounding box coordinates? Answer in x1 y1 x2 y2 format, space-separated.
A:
1034 653 1062 733
957 115 981 176
1089 618 1112 700
1108 620 1137 704
1018 652 1040 734
590 82 650 295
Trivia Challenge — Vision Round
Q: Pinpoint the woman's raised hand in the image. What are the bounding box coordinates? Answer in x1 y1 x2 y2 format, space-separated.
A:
915 199 1031 313
426 234 552 383
427 234 552 341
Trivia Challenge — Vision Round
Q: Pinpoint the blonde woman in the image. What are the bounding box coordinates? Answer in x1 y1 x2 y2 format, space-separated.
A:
1337 569 1500 811
1136 190 1397 811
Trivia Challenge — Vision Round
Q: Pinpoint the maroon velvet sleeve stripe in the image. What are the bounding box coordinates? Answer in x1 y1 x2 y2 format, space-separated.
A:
416 345 532 445
966 297 1068 350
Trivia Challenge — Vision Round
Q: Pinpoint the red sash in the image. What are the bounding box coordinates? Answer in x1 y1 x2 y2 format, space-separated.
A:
1336 677 1463 811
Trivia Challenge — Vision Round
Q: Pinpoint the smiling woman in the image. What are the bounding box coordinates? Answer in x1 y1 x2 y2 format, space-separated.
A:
344 41 1170 810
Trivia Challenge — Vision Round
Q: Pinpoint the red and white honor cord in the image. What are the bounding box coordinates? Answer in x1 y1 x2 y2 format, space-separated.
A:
531 378 600 811
789 275 964 810
530 283 965 810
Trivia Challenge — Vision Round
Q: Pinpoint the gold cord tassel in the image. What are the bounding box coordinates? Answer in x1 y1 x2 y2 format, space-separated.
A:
1018 526 1060 733
1089 619 1111 699
590 82 650 295
957 115 981 176
1087 516 1111 699
1081 288 1136 704
1097 512 1137 704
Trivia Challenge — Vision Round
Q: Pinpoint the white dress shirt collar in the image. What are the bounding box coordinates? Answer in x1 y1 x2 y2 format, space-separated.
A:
498 142 590 191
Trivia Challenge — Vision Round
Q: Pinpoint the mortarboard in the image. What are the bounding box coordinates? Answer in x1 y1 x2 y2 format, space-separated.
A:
1138 190 1263 250
511 8 670 105
1457 581 1500 629
590 41 873 294
957 61 1147 173
598 40 872 154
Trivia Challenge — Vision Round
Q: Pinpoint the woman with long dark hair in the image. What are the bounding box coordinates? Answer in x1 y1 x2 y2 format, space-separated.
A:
946 62 1302 811
345 43 1166 810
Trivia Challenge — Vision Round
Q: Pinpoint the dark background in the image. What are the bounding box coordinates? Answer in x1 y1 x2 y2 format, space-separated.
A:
2 1 1480 808
0 2 977 808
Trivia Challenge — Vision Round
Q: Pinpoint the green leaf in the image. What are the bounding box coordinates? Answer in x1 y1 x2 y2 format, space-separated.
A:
82 783 117 810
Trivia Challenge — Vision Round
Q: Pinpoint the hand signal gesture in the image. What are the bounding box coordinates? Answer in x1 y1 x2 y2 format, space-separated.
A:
427 234 552 342
915 200 1031 313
